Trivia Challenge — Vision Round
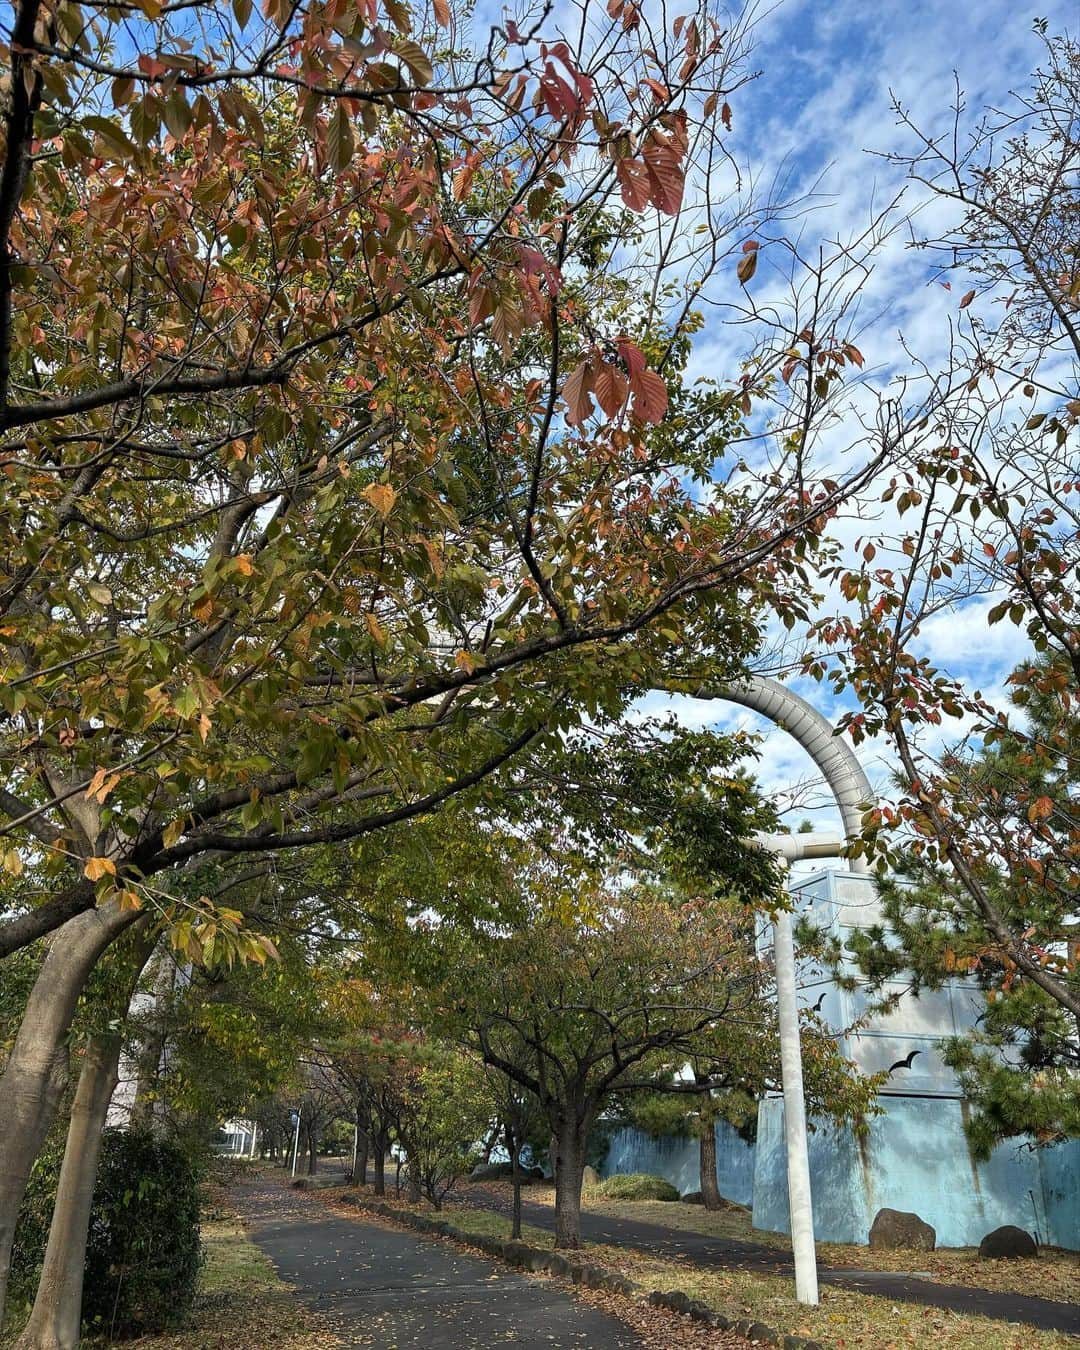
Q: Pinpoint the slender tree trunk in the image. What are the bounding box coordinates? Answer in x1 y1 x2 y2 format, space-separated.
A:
548 1132 558 1185
306 1128 318 1176
13 1035 122 1350
356 1134 368 1186
0 902 141 1324
14 929 156 1349
699 1122 722 1211
372 1142 386 1197
129 951 175 1131
406 1160 421 1205
506 1124 522 1241
552 1116 588 1249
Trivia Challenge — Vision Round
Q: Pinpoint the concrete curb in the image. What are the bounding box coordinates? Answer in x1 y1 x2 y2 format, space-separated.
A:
333 1192 824 1350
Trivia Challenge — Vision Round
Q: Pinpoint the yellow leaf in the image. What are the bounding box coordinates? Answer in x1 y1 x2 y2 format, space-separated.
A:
234 553 254 576
86 767 121 803
84 856 117 881
192 594 214 622
365 612 388 646
118 888 143 912
162 817 186 847
3 848 23 876
197 712 212 743
361 482 397 518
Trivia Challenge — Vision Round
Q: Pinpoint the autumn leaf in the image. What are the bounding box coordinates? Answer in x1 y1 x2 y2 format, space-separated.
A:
737 249 758 284
432 0 450 25
615 157 651 212
562 360 595 426
396 38 434 86
594 363 628 418
959 288 976 309
361 482 397 517
630 368 668 424
84 856 117 881
365 612 388 646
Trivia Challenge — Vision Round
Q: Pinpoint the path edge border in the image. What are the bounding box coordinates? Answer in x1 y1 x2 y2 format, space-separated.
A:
328 1189 826 1350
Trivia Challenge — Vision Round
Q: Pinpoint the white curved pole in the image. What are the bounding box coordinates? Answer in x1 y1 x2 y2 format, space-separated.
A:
672 675 876 1305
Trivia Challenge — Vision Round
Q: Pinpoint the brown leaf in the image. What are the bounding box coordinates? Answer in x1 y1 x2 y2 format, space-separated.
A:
630 367 668 424
361 482 397 517
562 360 595 426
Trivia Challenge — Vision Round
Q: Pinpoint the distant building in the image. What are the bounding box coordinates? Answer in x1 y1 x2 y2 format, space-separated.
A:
602 868 1079 1250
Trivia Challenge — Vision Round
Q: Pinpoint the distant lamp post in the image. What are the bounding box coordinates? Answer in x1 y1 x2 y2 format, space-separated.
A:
290 1109 302 1178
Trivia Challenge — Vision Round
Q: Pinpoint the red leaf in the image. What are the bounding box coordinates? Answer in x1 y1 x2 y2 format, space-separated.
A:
645 158 684 214
742 239 759 253
616 337 647 381
432 0 450 26
594 363 628 418
562 360 595 426
630 367 668 424
616 157 651 211
959 288 976 309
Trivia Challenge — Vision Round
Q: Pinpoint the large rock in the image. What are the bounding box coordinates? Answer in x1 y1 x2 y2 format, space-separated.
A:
582 1165 601 1188
468 1162 512 1181
868 1207 936 1252
979 1225 1038 1259
680 1190 706 1205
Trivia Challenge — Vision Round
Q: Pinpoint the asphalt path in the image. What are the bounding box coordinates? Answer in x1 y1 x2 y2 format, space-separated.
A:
456 1187 1080 1336
235 1177 646 1349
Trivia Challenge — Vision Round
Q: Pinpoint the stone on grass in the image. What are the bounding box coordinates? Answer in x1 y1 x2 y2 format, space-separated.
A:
468 1161 513 1182
979 1225 1038 1259
582 1164 601 1188
868 1207 936 1252
680 1190 705 1205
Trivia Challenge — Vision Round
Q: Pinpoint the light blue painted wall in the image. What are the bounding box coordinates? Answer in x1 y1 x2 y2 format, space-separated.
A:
602 1123 756 1207
1039 1139 1080 1250
752 1097 1079 1249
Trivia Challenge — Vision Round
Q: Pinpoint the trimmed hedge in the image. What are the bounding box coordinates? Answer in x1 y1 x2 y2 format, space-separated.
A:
589 1172 680 1202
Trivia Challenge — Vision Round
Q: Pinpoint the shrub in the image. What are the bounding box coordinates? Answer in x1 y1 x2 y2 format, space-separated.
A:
590 1172 680 1202
11 1128 203 1338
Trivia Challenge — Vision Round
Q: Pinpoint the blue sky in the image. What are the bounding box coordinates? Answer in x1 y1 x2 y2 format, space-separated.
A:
627 0 1075 844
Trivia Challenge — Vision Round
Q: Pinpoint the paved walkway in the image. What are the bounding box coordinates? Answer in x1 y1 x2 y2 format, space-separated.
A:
457 1188 1080 1335
234 1178 646 1348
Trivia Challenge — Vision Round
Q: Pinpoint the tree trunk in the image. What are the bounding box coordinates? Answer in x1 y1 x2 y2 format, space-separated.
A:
129 951 176 1131
552 1117 588 1249
372 1145 386 1197
506 1124 522 1241
699 1122 722 1211
406 1153 421 1205
0 902 141 1325
356 1134 368 1186
13 1034 123 1350
306 1129 318 1176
